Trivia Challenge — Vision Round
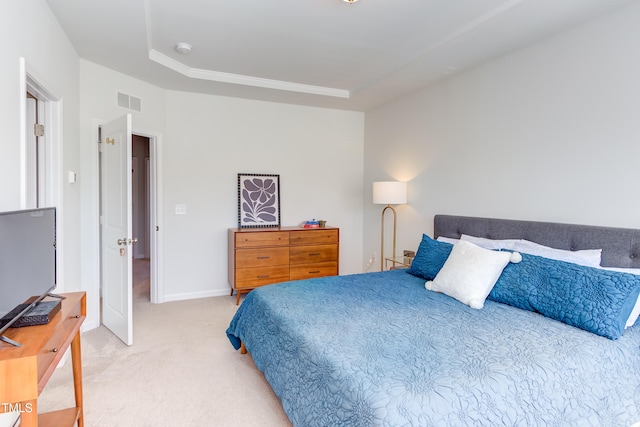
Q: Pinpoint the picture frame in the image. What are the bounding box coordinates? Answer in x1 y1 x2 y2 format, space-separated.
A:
237 173 281 228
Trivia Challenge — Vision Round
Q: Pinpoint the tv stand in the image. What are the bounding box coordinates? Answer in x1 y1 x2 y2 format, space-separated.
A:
0 292 85 427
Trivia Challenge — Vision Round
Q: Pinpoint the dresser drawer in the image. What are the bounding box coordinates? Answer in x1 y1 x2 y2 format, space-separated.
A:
289 229 338 245
37 302 82 384
289 244 338 264
236 266 290 289
290 262 338 280
37 322 66 384
229 227 339 304
235 231 289 248
236 247 289 268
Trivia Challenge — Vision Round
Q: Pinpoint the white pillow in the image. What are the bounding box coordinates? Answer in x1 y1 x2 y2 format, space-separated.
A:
425 240 522 309
600 267 640 329
436 236 459 245
460 234 519 250
627 297 640 329
460 235 602 267
512 239 602 267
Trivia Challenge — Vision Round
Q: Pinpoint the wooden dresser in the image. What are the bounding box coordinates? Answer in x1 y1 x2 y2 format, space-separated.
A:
228 226 339 304
0 292 85 427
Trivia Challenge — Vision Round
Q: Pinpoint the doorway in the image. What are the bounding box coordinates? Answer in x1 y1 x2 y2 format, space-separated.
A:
23 62 63 291
23 69 60 211
25 91 44 208
132 135 150 302
98 120 161 346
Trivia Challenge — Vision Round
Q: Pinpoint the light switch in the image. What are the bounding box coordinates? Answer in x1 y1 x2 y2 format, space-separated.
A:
68 171 77 184
175 204 187 215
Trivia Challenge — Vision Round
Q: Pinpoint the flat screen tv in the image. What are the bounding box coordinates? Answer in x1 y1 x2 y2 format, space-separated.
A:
0 207 56 346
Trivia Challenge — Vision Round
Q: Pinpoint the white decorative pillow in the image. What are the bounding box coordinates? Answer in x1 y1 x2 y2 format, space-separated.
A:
425 240 522 309
512 239 602 267
460 234 519 250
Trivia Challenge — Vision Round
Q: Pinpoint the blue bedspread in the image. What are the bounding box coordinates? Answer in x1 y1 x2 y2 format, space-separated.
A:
226 270 640 426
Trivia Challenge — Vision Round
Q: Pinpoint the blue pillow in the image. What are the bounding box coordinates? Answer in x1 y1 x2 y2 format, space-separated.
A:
488 253 640 340
407 234 453 280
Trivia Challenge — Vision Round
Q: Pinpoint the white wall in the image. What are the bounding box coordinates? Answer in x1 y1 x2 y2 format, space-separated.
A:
79 60 167 328
0 2 80 426
78 61 364 326
0 2 80 288
163 91 364 300
363 1 640 266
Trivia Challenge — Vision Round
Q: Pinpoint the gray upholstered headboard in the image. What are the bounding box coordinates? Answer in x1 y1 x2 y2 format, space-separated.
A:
434 215 640 269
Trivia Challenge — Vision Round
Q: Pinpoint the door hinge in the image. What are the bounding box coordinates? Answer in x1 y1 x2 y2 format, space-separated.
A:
34 123 45 137
98 141 102 152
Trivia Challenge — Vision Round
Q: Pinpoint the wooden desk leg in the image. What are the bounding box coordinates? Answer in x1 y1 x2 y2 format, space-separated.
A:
71 331 84 427
19 399 37 427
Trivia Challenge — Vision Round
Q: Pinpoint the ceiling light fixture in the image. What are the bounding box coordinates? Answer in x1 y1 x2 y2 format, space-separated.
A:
175 42 192 55
343 0 358 3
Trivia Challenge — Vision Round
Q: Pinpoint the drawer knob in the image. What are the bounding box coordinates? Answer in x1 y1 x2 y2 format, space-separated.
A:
309 270 321 274
257 275 270 279
73 315 80 319
257 256 270 259
309 253 321 256
51 347 59 353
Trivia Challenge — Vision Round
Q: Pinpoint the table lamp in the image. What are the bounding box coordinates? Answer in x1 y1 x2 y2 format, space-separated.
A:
373 181 408 271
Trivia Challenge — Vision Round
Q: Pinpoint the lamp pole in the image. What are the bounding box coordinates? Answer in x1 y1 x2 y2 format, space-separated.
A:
380 204 397 271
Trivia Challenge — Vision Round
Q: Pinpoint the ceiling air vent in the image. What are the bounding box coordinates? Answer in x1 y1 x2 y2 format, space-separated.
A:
117 92 142 112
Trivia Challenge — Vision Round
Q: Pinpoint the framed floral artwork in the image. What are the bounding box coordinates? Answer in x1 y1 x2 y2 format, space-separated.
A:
237 173 281 228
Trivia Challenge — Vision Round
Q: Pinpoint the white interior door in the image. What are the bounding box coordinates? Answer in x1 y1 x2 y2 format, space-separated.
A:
101 114 133 345
25 96 37 208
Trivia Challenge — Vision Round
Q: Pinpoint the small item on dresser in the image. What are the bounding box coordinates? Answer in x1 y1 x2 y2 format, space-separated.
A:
303 219 320 228
318 220 327 227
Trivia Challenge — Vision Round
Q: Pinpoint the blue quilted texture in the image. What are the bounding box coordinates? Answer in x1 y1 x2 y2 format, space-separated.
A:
227 270 640 426
489 253 640 339
406 234 452 280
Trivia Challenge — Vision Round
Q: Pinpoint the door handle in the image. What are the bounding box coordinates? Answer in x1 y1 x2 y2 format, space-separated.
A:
118 237 138 245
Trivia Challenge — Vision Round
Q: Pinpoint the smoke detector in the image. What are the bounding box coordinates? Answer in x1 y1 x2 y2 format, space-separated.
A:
175 43 192 55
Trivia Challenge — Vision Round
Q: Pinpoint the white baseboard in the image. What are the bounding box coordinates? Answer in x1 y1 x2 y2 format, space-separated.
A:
163 288 230 303
82 318 100 332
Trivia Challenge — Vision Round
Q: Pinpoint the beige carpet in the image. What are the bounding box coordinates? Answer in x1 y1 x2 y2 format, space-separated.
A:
38 260 292 426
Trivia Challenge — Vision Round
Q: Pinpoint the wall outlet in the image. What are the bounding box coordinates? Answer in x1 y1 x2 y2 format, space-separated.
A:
175 204 187 215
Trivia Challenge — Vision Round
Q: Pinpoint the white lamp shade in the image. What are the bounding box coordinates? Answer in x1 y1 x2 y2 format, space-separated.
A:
373 181 408 205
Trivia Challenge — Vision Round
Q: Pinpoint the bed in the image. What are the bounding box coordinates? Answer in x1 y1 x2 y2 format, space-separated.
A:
226 215 640 426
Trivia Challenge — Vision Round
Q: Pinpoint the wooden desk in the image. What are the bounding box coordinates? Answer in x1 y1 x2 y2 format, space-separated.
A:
0 292 86 427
